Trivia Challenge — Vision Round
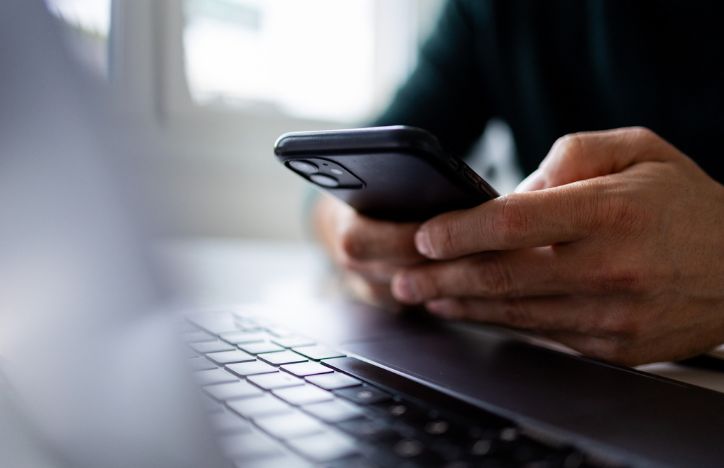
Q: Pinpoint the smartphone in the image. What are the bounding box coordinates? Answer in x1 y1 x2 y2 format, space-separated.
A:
274 126 499 221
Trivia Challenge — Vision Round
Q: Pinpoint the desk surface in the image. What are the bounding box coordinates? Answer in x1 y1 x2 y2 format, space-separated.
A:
164 238 724 395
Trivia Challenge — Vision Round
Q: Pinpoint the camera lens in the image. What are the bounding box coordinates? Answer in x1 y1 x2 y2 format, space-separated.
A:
288 160 318 174
310 174 339 188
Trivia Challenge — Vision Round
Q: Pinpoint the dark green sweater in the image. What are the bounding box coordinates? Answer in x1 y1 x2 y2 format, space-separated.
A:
374 0 724 181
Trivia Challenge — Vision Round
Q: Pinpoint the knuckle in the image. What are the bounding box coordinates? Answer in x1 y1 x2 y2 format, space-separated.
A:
597 189 650 236
595 265 647 294
613 200 645 233
500 298 536 328
553 133 586 162
476 256 515 297
628 126 658 143
496 197 529 246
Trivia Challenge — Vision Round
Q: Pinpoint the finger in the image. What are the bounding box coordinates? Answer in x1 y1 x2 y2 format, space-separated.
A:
527 127 676 190
417 128 679 260
541 331 637 365
514 168 546 193
337 211 424 262
415 183 602 259
392 247 592 303
345 273 403 312
347 259 419 283
423 296 611 335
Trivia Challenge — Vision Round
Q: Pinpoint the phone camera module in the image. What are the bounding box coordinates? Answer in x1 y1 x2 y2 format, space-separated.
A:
288 160 318 174
310 174 339 188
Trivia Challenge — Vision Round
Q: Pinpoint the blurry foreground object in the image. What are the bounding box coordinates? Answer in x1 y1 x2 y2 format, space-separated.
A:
0 1 224 467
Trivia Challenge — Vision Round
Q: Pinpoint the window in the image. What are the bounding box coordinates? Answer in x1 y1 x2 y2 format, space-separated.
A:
183 0 415 122
45 0 112 77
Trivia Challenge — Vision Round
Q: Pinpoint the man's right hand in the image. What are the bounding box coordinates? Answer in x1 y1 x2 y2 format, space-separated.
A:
313 194 427 310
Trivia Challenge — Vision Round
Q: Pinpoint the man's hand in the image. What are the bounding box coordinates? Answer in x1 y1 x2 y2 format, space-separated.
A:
391 127 724 365
314 194 426 309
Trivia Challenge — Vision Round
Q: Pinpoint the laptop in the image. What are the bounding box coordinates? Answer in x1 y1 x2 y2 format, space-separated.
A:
2 1 724 467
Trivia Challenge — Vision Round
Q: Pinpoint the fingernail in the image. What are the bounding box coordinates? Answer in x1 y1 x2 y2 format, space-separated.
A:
426 299 448 314
392 275 419 303
426 300 457 319
415 230 433 257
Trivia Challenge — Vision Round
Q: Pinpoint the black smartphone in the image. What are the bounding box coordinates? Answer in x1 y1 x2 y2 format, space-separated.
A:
274 125 499 221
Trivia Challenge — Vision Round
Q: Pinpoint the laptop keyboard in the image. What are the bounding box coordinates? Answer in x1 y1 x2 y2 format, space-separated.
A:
186 311 610 468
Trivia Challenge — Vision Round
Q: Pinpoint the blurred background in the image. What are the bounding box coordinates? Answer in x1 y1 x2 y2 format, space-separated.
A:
46 0 520 240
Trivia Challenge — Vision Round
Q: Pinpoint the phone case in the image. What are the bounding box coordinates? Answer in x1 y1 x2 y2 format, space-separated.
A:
274 126 498 221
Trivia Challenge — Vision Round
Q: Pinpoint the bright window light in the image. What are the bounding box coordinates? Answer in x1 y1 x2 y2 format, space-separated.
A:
45 0 111 77
46 0 111 36
184 0 378 122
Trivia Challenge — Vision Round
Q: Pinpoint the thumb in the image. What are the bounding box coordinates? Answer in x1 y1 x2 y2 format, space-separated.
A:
527 127 674 190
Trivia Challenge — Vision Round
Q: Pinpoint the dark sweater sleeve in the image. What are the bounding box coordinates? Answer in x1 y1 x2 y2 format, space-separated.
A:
372 0 493 159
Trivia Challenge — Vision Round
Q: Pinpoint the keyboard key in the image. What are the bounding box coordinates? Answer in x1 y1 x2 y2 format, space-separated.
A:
376 402 428 426
221 331 271 345
202 394 224 413
293 345 345 360
189 356 217 371
195 368 237 386
259 350 308 365
211 411 253 434
227 360 277 377
193 318 239 335
231 310 255 320
543 450 587 468
302 399 364 423
273 385 334 406
207 350 255 364
282 361 334 377
228 394 293 418
221 432 284 461
508 436 554 464
390 438 442 466
248 372 304 390
337 417 398 441
272 336 316 348
363 438 442 466
266 326 294 337
240 342 285 354
286 430 358 463
205 381 262 401
255 411 326 439
306 372 361 390
392 438 425 458
182 330 214 343
191 340 235 354
424 419 452 436
235 323 264 333
335 386 391 405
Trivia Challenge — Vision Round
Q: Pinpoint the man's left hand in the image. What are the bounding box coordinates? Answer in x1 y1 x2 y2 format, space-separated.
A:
391 127 724 366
